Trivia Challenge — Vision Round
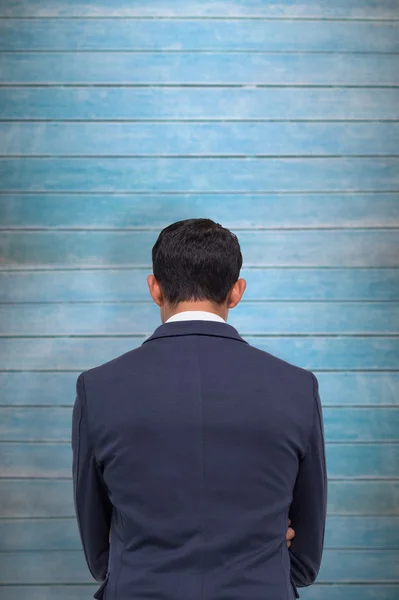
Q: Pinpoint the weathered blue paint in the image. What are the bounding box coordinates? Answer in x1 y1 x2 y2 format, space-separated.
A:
1 53 399 85
0 0 398 18
1 88 399 120
0 1 398 598
1 19 398 52
2 122 399 156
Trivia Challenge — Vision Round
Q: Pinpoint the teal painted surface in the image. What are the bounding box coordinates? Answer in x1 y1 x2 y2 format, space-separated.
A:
1 88 399 120
0 1 398 598
1 53 399 85
3 122 399 155
2 19 399 52
2 194 399 228
1 0 398 19
2 158 399 192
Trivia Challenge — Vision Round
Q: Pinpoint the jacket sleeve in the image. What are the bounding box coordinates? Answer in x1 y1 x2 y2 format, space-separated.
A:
288 371 328 588
72 372 112 582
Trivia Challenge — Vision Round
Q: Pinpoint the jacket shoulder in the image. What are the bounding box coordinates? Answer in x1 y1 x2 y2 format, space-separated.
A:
79 344 146 383
244 342 314 387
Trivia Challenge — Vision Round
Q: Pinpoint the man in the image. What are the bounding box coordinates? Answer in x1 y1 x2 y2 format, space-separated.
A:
72 218 327 600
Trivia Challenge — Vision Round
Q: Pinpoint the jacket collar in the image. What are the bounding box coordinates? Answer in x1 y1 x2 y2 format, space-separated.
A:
142 319 248 346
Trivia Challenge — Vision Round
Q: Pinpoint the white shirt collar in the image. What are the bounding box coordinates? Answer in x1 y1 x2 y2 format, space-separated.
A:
165 310 226 324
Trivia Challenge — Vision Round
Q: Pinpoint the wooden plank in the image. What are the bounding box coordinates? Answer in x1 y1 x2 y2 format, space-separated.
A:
1 88 398 121
1 302 398 336
1 336 398 371
1 268 399 302
0 586 98 600
1 158 399 194
2 480 397 518
1 585 398 600
0 518 80 551
327 481 399 516
317 550 399 582
1 406 398 443
1 516 397 551
1 20 398 52
1 53 398 85
0 480 75 517
0 550 89 584
0 442 397 478
0 549 397 583
2 122 399 156
1 0 398 19
301 586 399 600
1 372 398 407
1 194 399 229
1 230 399 268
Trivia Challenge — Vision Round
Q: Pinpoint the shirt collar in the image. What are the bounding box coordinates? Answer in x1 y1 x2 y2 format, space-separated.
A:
165 310 226 324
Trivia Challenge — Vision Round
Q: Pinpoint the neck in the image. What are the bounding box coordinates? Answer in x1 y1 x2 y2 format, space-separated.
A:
163 301 227 323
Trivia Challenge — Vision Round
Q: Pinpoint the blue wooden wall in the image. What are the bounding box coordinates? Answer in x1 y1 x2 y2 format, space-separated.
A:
0 1 399 598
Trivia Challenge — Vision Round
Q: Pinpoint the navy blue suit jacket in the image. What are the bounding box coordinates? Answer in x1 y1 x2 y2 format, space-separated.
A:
72 319 327 600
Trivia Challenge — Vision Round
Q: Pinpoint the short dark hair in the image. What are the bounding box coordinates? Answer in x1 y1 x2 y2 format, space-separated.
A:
152 218 243 306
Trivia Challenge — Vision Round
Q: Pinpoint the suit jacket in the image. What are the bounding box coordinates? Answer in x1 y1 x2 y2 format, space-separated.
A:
72 319 327 600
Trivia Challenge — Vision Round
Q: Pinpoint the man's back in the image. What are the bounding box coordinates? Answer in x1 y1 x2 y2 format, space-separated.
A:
72 319 327 600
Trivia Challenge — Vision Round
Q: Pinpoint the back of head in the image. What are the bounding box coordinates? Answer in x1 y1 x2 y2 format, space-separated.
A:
152 218 243 308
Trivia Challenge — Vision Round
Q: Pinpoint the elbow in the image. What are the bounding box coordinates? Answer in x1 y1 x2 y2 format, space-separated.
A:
289 549 322 588
297 567 318 588
87 549 109 583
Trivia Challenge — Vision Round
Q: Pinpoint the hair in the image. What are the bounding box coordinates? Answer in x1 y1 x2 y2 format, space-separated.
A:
152 218 243 307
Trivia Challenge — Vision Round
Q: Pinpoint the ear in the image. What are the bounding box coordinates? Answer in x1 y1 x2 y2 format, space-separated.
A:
147 274 164 307
227 278 247 309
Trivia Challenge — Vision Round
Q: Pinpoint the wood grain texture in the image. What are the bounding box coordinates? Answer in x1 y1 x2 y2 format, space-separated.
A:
2 122 399 156
2 194 399 228
1 88 398 120
1 269 399 302
1 516 397 551
1 0 398 18
1 336 398 370
2 372 398 407
2 230 399 268
1 406 398 442
300 586 399 600
1 53 398 85
1 442 397 478
0 585 398 600
1 158 399 193
1 20 398 52
1 302 398 335
2 480 397 518
0 549 397 584
0 1 398 595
